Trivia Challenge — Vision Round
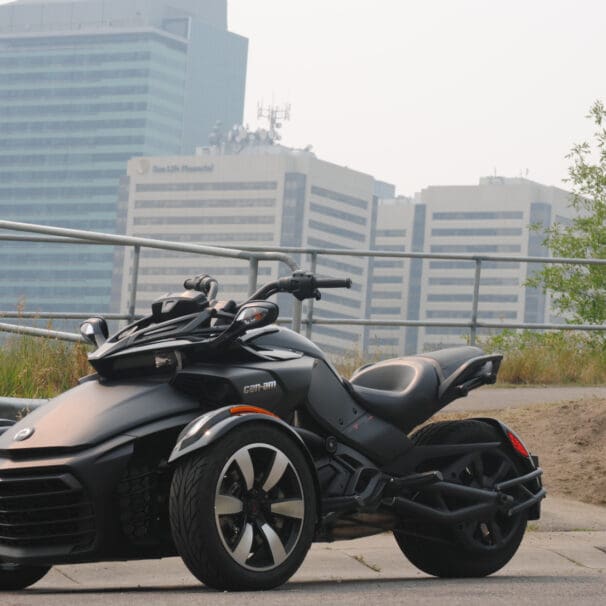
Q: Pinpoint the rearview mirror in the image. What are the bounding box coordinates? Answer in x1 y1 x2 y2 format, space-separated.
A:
234 301 279 330
212 301 279 347
80 317 109 348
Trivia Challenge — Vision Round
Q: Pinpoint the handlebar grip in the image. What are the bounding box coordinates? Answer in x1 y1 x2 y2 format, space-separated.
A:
315 278 352 289
184 274 217 294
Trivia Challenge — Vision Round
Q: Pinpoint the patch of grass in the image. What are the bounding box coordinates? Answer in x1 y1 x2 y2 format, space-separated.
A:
482 330 606 385
0 335 91 398
332 331 606 385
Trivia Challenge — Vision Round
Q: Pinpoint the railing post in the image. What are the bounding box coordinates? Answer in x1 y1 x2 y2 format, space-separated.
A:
470 257 482 345
128 245 141 323
247 257 259 296
305 252 318 339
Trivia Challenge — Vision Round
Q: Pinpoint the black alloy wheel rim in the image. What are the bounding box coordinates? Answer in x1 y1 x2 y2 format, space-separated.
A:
444 449 524 551
214 443 305 571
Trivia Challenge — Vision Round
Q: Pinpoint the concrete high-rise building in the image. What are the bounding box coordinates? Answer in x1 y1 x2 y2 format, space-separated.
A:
0 0 247 313
371 177 573 355
116 138 393 355
366 197 414 355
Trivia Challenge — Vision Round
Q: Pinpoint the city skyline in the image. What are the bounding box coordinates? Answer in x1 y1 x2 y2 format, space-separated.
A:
1 0 602 199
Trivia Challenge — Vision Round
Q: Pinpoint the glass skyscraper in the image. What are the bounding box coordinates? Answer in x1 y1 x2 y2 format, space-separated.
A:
0 0 247 313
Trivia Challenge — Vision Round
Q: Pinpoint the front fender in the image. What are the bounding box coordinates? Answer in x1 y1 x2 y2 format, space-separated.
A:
169 405 311 465
168 405 323 523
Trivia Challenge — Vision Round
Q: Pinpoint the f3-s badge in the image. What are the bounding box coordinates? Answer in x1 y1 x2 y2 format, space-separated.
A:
14 427 35 442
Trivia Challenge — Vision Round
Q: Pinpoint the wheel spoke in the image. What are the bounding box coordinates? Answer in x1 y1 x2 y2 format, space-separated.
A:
234 448 255 491
262 451 290 492
472 454 485 486
231 523 254 565
270 498 305 519
487 520 504 546
491 459 513 484
458 521 477 541
215 494 244 516
261 522 287 566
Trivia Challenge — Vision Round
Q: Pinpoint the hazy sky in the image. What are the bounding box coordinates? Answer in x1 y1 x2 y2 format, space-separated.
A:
1 0 604 196
228 0 606 196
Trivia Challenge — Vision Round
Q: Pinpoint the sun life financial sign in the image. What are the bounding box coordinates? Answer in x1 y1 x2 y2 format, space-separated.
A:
152 164 214 174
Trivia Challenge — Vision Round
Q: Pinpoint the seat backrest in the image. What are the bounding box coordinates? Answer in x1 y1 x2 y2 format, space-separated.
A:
350 357 433 395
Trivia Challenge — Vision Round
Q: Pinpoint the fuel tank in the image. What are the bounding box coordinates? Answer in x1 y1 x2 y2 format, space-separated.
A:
0 378 199 454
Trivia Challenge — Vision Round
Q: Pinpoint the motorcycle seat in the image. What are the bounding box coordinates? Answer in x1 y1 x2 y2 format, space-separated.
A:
348 346 485 433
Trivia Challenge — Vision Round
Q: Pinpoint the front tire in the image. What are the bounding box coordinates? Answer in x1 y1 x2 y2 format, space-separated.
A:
0 563 50 590
170 423 316 591
394 420 528 577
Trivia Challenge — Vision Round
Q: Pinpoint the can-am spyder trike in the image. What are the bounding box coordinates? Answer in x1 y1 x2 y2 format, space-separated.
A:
0 271 544 591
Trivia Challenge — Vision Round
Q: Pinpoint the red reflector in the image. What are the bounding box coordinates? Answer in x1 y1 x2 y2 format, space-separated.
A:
507 431 529 458
229 405 278 418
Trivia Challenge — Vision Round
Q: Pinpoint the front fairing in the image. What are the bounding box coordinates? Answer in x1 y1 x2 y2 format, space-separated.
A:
0 379 199 454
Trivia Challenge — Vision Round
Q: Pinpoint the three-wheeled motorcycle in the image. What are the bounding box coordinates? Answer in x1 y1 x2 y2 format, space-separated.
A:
0 271 544 591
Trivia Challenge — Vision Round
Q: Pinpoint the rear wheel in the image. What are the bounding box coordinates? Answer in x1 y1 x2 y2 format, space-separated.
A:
394 420 528 577
170 423 316 591
0 563 50 590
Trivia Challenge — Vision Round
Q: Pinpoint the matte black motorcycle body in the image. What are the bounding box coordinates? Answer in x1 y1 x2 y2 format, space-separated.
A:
0 272 544 591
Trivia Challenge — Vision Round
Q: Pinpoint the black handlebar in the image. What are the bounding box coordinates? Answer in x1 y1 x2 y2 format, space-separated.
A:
315 278 352 289
184 271 351 308
246 271 352 304
183 274 219 300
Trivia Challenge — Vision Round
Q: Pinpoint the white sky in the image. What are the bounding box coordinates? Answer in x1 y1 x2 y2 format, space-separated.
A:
1 0 604 196
228 0 606 196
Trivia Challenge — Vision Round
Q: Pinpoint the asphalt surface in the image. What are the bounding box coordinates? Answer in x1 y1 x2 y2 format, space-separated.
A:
0 497 604 605
4 533 605 605
451 385 606 411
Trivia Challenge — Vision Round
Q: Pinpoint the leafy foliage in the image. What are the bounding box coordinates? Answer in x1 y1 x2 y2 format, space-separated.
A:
527 101 606 327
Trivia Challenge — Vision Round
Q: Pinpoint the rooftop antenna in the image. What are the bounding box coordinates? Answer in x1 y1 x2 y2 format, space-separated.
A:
257 102 291 141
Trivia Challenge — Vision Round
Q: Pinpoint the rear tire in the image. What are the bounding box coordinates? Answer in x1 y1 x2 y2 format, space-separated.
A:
170 423 316 591
394 420 527 577
0 563 50 590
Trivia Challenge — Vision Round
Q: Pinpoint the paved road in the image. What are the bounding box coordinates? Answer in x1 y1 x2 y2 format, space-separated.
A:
3 497 605 606
450 385 606 411
4 533 605 606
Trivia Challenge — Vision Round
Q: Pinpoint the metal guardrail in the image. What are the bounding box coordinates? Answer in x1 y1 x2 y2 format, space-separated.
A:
1 220 605 345
0 397 47 421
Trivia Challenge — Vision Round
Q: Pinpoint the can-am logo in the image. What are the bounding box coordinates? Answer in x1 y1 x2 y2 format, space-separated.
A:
13 427 35 442
243 381 277 394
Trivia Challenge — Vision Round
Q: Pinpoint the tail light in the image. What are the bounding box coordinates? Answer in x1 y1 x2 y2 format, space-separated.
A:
507 430 530 458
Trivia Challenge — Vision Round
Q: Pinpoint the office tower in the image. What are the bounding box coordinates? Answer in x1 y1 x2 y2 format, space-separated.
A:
0 0 247 313
398 177 572 353
117 136 393 355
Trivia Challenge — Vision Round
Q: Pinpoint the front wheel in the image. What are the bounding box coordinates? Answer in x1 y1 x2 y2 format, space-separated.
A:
394 420 528 577
170 423 317 591
0 563 51 590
